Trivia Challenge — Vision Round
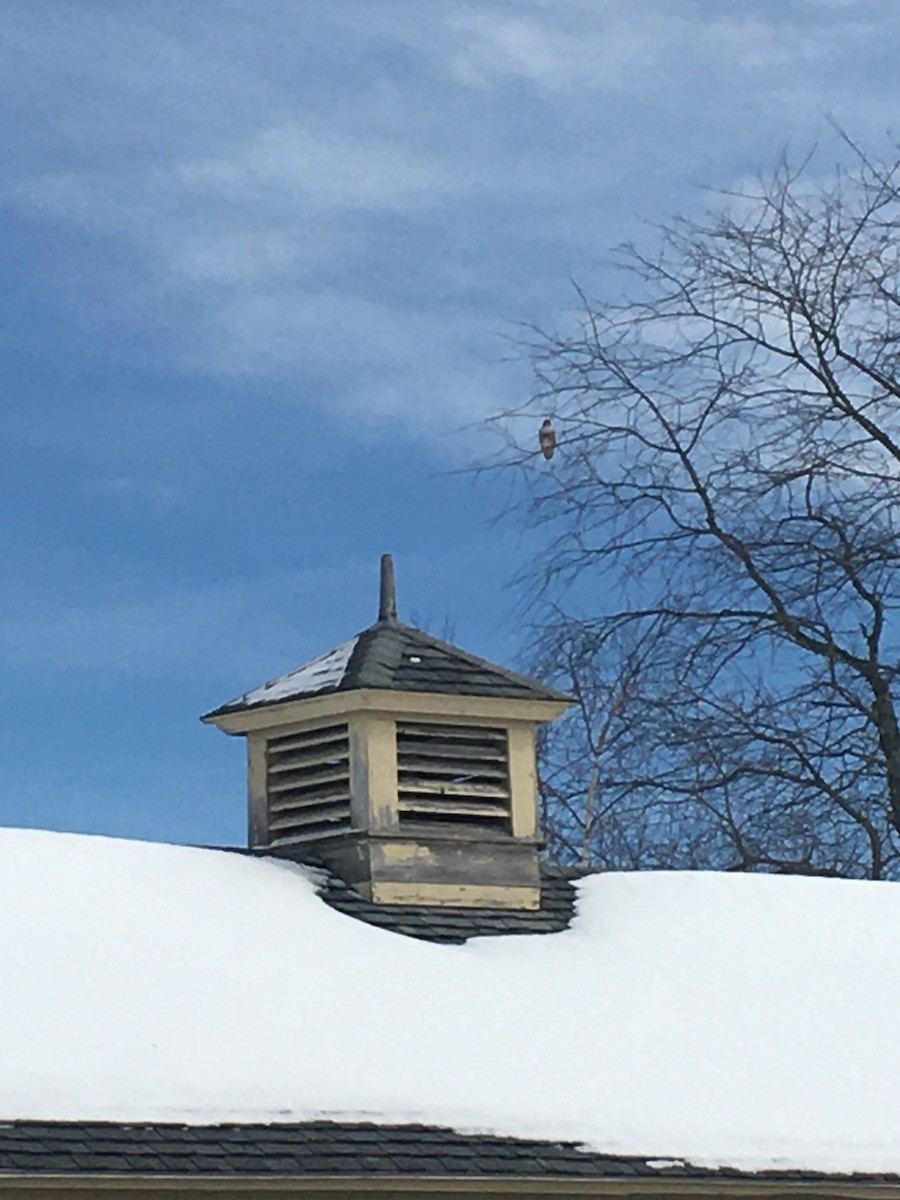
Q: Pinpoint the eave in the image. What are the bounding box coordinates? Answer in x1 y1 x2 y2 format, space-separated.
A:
203 686 572 735
2 1174 900 1198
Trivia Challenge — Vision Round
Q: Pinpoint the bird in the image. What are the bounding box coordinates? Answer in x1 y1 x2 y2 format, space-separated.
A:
538 417 556 460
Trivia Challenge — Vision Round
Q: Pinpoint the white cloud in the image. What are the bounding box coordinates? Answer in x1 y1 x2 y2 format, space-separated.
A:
178 123 461 213
176 283 510 432
1 0 897 446
433 1 885 94
441 5 663 92
7 121 460 260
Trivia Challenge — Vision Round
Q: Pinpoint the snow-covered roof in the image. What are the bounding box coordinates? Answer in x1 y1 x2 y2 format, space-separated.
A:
220 636 360 708
2 827 899 1176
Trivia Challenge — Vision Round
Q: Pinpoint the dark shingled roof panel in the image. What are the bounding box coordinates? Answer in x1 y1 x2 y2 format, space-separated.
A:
312 858 582 943
208 619 570 716
1 1121 898 1184
216 849 582 945
345 623 568 700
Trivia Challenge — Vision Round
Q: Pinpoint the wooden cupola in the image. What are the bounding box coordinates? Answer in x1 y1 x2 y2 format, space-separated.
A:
203 556 571 909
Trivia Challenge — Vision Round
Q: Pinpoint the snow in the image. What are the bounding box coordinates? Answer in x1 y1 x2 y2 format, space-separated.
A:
223 636 357 707
2 828 900 1174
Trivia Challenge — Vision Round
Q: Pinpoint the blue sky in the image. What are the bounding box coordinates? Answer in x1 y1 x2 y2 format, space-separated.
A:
2 0 897 846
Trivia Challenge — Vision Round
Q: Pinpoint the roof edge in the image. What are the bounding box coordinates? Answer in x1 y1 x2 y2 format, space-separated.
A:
203 685 571 734
4 1175 895 1196
202 620 572 723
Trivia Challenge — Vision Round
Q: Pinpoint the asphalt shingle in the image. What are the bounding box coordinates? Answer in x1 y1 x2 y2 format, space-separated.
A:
308 858 582 943
2 1121 898 1185
207 618 571 717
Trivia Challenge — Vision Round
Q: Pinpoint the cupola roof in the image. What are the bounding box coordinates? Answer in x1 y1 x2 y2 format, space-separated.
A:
206 620 569 718
204 555 569 719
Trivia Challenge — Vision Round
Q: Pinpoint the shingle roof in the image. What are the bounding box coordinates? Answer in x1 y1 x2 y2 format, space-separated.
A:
222 849 581 942
206 619 570 717
1 1120 897 1185
224 849 580 940
3 848 899 1187
310 857 582 943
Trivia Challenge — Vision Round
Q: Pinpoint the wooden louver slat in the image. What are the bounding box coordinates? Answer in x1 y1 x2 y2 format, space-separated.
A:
268 742 349 773
270 782 350 811
396 720 512 832
396 754 508 778
267 764 351 793
267 805 351 834
398 780 510 799
396 798 509 818
265 722 351 844
267 725 351 755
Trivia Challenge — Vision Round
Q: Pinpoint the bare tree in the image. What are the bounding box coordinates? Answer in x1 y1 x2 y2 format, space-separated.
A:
494 136 900 879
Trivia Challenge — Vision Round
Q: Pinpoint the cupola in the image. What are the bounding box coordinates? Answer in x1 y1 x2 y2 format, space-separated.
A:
203 556 571 909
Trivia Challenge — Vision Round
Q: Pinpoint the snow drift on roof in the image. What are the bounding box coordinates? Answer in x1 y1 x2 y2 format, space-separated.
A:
221 636 358 708
1 827 899 1174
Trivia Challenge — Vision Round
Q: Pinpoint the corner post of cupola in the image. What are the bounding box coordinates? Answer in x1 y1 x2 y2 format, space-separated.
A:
246 733 269 847
348 710 398 834
506 722 540 840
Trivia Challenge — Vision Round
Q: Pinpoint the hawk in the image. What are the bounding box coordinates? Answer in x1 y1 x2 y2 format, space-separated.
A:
538 417 556 460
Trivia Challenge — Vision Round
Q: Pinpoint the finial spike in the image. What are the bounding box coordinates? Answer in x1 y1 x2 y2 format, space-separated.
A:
379 553 398 623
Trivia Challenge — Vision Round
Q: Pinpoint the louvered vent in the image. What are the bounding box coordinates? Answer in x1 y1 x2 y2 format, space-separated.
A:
396 721 512 833
265 722 351 843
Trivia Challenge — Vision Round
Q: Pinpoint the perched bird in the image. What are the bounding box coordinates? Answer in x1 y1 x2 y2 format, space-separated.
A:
538 417 556 460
